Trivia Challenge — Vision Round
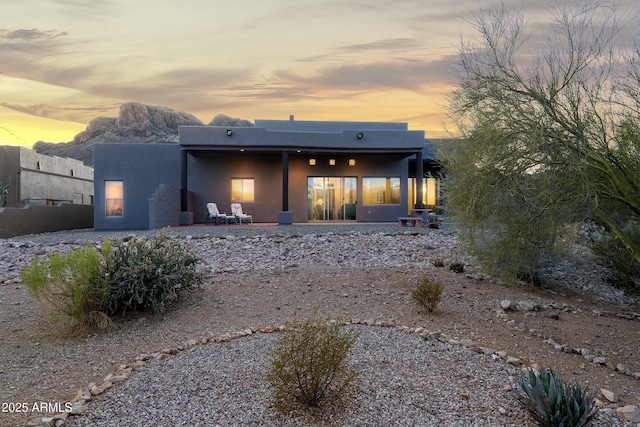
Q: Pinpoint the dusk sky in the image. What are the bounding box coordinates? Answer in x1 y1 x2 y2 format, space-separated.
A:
0 1 634 147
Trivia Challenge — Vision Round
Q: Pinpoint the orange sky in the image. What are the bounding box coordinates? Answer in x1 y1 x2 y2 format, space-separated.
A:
0 1 628 147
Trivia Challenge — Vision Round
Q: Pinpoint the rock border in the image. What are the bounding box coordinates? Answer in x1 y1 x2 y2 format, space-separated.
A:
496 299 640 380
29 317 639 426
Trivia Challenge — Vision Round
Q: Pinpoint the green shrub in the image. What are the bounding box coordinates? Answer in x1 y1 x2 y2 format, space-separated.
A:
102 230 205 314
411 276 444 312
267 316 359 407
21 230 206 336
516 367 598 427
591 230 640 294
21 243 112 334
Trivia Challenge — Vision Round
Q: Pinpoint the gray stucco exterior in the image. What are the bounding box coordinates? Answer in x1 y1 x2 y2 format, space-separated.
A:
93 143 181 230
0 145 94 206
93 119 440 230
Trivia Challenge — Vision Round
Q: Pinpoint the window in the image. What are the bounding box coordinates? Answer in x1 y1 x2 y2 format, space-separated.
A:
231 178 254 202
105 181 123 216
363 177 400 205
408 177 440 210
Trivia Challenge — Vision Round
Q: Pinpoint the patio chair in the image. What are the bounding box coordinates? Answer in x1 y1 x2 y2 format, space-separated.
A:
205 203 234 225
230 203 253 224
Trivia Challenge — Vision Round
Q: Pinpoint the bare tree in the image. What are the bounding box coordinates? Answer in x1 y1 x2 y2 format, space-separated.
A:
442 1 640 281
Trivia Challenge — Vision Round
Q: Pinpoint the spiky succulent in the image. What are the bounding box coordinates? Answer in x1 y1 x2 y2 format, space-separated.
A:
516 367 598 427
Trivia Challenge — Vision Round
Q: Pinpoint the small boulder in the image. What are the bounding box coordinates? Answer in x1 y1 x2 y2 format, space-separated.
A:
616 363 632 376
516 300 539 311
616 405 640 422
500 300 512 310
600 388 618 403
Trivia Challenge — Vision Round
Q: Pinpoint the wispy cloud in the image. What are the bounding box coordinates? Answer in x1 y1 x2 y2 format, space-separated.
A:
85 66 255 111
0 27 94 89
276 58 451 92
0 102 116 123
3 28 68 41
48 0 115 19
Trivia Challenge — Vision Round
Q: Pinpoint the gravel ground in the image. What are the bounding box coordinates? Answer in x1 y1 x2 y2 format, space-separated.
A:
66 325 622 427
1 223 638 426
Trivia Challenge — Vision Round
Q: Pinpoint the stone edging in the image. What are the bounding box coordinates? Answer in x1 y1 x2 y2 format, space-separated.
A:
30 317 639 426
495 300 640 380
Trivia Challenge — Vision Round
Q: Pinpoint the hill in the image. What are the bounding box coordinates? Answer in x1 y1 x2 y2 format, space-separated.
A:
33 102 253 166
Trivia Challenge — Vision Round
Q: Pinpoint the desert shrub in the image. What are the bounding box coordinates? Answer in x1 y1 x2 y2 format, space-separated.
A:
102 230 205 314
267 316 359 407
411 276 444 312
21 243 112 334
591 229 640 294
516 367 598 427
448 261 465 273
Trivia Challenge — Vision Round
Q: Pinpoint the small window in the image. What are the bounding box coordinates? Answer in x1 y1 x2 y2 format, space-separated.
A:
363 177 400 205
231 178 254 202
105 181 123 216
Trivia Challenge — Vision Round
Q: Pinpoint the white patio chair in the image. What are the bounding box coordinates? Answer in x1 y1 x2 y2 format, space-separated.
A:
205 203 235 225
230 203 253 224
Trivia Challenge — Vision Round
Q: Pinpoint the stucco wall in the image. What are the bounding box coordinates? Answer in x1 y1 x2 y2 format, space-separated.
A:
0 146 94 207
188 152 282 223
0 204 93 239
189 151 409 223
93 143 181 230
149 184 181 229
288 153 409 222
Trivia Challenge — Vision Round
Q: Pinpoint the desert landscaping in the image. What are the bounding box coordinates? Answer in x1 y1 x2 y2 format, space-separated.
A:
0 224 638 426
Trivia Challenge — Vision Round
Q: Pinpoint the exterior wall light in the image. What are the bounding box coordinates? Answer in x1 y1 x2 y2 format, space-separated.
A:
329 159 336 166
349 159 356 166
226 129 233 136
357 132 364 139
309 158 316 166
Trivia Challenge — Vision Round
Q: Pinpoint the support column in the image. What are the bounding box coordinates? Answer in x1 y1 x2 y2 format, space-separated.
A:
180 149 187 212
278 150 293 225
179 149 193 225
415 150 424 209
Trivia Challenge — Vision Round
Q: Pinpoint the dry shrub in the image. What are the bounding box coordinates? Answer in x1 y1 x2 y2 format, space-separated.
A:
412 276 445 312
267 316 359 408
448 261 465 273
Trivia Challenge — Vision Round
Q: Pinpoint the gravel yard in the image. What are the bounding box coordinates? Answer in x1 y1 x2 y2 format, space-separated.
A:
1 224 638 426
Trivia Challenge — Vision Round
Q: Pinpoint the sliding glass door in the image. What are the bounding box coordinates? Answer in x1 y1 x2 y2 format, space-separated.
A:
308 177 357 221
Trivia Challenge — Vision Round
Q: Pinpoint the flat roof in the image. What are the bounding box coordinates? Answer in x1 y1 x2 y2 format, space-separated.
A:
179 122 425 154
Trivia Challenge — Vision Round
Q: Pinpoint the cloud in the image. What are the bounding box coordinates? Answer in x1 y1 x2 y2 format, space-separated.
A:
0 102 116 123
275 58 452 93
2 29 68 41
48 0 115 19
0 27 92 88
336 38 421 53
79 66 256 114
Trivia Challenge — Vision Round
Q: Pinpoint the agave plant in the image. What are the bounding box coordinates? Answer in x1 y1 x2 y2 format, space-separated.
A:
516 367 598 427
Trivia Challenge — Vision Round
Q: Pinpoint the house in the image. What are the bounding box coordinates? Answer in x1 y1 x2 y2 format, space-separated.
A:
93 117 442 230
0 145 94 207
0 146 94 238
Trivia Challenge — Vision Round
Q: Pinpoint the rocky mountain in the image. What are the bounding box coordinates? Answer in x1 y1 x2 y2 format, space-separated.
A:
33 102 253 166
